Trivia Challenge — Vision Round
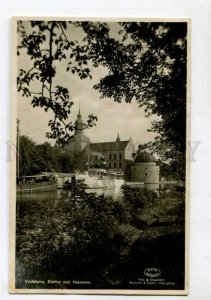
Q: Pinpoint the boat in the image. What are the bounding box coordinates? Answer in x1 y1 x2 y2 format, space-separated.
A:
16 119 58 193
16 174 58 194
76 168 124 189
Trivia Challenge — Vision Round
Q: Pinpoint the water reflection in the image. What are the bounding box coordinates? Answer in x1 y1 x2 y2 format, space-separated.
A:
86 183 162 199
16 191 58 218
16 187 123 219
17 188 123 201
16 183 183 222
17 183 179 205
17 190 58 201
86 187 123 200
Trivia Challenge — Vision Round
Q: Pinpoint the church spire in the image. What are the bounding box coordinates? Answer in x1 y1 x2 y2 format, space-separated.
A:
75 106 84 134
77 104 81 118
116 133 120 142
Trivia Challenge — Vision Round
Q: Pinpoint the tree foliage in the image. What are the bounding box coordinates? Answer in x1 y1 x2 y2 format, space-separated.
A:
17 21 97 146
18 135 82 175
16 181 185 287
17 20 187 178
79 22 187 177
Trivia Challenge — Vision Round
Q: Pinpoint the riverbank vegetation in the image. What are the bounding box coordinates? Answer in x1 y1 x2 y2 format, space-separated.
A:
18 135 84 175
16 182 185 289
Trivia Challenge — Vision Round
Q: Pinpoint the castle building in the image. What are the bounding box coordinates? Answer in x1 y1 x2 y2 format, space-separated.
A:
131 151 160 183
88 134 135 172
63 110 160 183
64 110 135 173
64 109 91 153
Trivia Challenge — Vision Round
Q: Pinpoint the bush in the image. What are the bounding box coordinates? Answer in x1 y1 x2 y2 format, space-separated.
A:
121 185 159 209
16 181 185 288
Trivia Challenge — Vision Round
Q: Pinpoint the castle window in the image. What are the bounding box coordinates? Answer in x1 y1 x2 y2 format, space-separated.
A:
119 154 122 159
114 154 117 160
145 173 147 176
119 162 122 168
109 154 112 160
95 155 97 160
114 163 116 168
109 163 111 168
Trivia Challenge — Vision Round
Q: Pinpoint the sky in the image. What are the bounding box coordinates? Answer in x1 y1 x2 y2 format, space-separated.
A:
17 21 159 149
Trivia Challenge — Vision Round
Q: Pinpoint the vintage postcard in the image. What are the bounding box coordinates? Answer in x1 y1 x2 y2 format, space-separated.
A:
10 17 190 295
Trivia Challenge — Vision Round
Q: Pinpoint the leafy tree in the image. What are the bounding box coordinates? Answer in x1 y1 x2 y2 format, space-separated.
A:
56 151 76 173
17 21 187 178
34 142 54 172
18 135 38 176
17 134 84 175
17 21 97 146
18 136 57 175
79 22 187 178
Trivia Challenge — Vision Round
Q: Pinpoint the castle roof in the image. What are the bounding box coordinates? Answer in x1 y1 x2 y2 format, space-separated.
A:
134 151 156 163
89 140 130 152
68 133 91 144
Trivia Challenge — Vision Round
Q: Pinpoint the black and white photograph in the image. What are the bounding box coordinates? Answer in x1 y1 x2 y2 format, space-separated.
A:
10 17 189 295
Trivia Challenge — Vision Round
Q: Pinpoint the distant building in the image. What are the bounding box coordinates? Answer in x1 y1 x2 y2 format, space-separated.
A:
64 109 91 153
131 151 160 183
88 134 135 172
64 110 135 173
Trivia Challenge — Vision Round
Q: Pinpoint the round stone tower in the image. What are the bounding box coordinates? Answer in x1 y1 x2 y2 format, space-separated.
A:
131 151 160 183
